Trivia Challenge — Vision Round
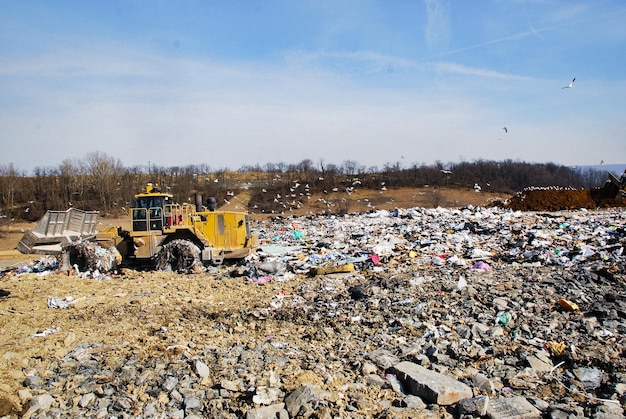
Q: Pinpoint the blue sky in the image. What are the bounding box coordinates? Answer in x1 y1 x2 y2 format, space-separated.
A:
1 0 625 173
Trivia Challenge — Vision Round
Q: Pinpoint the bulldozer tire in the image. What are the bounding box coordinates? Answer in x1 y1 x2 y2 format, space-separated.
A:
155 239 203 273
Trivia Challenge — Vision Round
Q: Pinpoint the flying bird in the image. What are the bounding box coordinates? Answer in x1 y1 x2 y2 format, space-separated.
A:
562 77 575 89
502 127 508 133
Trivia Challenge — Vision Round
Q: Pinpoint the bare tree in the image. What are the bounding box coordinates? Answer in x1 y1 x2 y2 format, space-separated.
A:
85 151 123 212
59 158 89 208
341 160 359 177
297 159 315 183
0 163 23 218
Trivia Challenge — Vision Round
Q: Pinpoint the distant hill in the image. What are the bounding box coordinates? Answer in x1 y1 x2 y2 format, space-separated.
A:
574 163 626 176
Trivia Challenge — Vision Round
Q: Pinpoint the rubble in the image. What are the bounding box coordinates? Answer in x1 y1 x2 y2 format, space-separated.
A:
0 205 625 417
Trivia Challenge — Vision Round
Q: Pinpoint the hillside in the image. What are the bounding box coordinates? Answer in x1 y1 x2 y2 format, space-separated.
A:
222 186 510 218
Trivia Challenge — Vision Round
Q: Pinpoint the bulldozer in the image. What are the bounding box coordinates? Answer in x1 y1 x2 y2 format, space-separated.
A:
17 183 258 272
590 171 626 206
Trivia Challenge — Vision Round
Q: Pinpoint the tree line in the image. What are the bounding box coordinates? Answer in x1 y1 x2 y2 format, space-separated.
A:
0 152 609 221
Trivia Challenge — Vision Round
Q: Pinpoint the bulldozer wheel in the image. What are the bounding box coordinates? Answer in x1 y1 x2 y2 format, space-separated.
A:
155 239 203 273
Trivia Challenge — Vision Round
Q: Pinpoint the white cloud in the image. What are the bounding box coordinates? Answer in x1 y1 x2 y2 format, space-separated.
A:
1 2 625 172
432 62 536 81
424 0 451 49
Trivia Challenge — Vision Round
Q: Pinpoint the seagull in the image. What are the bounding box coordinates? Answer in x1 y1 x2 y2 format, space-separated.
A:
503 126 508 133
562 77 575 89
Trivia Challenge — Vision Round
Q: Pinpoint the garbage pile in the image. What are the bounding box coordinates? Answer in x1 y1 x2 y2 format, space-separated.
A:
154 239 204 274
10 256 59 276
66 240 122 279
245 205 626 281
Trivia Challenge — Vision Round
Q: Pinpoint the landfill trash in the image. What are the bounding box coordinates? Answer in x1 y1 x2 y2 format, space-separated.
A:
269 291 285 309
385 373 404 394
309 262 355 276
470 261 491 271
46 297 69 309
495 311 512 326
250 276 271 284
558 298 580 312
15 256 59 274
31 327 60 338
548 341 568 357
154 239 203 273
68 240 121 274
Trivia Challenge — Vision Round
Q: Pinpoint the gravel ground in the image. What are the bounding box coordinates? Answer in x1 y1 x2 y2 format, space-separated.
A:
1 206 625 418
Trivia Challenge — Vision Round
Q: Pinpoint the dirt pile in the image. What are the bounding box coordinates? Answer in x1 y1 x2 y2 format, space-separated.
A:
507 188 603 211
507 187 626 211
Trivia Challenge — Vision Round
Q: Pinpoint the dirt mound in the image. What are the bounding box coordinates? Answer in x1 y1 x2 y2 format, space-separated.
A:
506 188 598 211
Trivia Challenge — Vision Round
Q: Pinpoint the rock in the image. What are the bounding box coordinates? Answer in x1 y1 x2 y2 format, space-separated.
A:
390 361 473 405
79 392 95 408
284 384 317 417
168 408 185 418
22 375 43 389
17 389 32 403
143 402 157 417
252 386 283 405
362 361 378 375
363 374 388 388
402 394 427 410
594 402 624 419
549 403 585 418
558 298 580 312
525 350 553 373
194 360 210 378
526 397 550 413
184 396 201 410
366 349 400 370
23 394 55 417
573 367 604 390
245 403 286 419
162 375 179 392
458 395 489 416
486 396 541 419
473 373 496 395
220 379 243 392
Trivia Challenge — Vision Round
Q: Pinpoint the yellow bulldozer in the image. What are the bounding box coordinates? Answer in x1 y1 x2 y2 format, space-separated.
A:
589 171 626 207
18 183 258 272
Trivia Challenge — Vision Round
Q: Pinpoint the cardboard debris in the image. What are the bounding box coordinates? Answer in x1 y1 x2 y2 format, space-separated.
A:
558 298 580 312
309 262 355 276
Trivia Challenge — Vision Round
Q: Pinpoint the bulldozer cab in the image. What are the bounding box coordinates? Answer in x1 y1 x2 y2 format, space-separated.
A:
132 191 170 232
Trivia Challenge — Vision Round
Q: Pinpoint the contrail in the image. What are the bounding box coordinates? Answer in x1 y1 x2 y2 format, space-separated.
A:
436 7 626 58
523 1 541 39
